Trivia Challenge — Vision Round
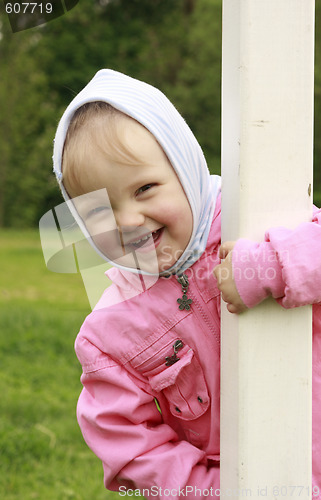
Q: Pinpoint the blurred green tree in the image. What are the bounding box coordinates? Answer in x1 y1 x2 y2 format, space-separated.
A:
0 0 320 226
0 7 56 227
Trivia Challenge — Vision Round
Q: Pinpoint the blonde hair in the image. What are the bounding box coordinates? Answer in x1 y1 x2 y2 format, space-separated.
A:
62 101 144 196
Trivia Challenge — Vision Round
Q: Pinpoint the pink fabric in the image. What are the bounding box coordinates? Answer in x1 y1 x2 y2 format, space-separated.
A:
75 197 321 499
233 206 321 309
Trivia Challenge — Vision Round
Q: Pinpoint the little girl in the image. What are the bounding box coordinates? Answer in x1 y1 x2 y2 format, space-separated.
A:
53 69 321 498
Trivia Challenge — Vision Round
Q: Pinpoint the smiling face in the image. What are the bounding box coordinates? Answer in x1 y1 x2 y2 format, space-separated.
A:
62 109 193 274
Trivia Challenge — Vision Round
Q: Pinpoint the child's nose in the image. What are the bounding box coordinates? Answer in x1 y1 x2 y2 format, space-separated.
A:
114 207 145 229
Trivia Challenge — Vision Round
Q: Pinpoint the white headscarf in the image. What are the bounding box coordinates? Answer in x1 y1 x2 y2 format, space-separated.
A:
53 69 221 276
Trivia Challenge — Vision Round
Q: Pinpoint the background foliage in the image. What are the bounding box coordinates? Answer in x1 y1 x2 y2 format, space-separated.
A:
0 0 320 228
0 230 122 499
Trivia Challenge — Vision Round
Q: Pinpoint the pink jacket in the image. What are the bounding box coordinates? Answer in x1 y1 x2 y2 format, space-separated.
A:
75 196 321 498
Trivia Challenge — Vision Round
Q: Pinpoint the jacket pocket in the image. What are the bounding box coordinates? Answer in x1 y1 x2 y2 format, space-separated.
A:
148 348 210 421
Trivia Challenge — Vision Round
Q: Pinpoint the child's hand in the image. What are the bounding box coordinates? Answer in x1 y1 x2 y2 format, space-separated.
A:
213 242 247 314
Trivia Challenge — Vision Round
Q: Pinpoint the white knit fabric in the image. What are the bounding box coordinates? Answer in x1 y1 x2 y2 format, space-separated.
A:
53 69 221 276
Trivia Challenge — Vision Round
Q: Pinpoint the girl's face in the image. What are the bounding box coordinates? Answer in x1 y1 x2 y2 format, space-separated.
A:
67 118 193 274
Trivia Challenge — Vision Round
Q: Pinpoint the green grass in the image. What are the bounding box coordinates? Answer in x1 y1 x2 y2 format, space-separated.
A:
0 229 123 500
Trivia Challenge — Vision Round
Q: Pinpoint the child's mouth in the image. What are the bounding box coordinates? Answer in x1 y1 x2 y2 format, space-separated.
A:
128 228 164 251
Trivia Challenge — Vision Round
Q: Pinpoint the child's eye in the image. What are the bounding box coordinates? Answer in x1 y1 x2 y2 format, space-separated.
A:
136 184 155 195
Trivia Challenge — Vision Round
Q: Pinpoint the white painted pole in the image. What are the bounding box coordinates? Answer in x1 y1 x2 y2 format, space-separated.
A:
220 0 314 498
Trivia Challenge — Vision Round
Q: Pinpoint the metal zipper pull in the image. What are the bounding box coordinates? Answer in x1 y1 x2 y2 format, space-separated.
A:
165 340 184 366
176 273 193 311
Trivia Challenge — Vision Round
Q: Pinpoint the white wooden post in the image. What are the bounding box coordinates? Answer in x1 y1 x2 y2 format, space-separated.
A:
220 0 315 497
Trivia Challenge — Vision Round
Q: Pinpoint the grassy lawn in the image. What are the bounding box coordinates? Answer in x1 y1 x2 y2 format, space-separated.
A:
0 229 122 500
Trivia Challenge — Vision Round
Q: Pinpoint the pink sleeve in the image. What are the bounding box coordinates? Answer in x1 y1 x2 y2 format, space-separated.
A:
76 341 219 498
232 206 321 309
